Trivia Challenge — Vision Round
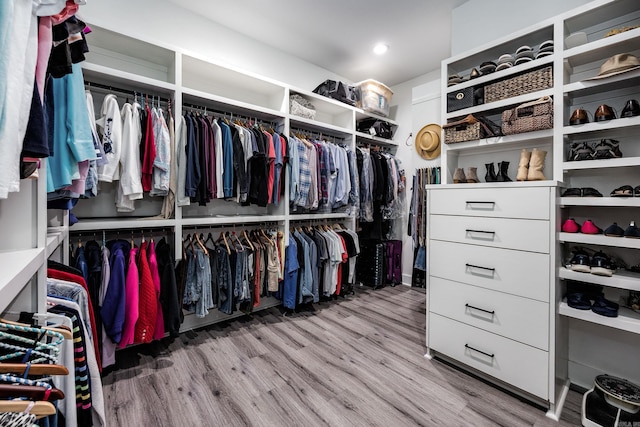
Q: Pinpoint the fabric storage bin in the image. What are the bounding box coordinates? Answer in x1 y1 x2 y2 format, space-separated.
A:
447 87 474 112
501 96 553 135
356 79 393 117
289 94 316 120
484 66 552 103
443 115 486 143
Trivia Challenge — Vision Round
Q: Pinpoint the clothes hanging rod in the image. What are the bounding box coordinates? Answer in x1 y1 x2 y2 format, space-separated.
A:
182 222 280 231
290 128 345 141
84 80 172 104
181 103 280 127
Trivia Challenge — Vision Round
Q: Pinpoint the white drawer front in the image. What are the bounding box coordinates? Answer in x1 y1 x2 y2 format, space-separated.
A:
429 187 550 220
429 240 550 302
430 277 549 350
429 314 548 399
429 215 549 253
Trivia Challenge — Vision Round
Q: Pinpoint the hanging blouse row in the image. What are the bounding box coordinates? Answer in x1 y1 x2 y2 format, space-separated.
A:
177 112 286 208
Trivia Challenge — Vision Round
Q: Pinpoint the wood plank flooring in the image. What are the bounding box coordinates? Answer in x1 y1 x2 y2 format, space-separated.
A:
103 286 582 426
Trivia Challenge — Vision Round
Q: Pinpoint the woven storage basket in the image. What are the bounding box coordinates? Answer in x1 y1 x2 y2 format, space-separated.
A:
444 121 482 144
290 94 316 120
501 96 553 135
484 66 553 103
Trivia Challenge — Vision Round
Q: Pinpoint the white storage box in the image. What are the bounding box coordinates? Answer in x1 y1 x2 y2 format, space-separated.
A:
356 79 393 117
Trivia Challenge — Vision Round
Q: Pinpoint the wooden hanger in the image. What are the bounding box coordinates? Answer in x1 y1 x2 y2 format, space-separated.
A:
215 232 231 255
194 233 209 256
0 384 65 401
0 363 69 376
0 400 56 418
242 230 254 251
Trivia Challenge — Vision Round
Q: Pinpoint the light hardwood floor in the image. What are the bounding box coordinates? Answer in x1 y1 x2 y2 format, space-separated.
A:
103 285 582 426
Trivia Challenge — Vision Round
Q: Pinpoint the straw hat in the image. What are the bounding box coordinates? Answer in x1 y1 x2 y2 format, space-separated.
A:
415 124 441 160
586 53 640 80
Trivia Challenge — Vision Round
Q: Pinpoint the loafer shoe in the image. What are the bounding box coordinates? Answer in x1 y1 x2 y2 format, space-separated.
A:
567 141 594 161
581 219 602 234
570 248 591 273
591 294 619 317
562 187 582 197
594 104 616 122
621 99 640 118
604 222 625 237
581 187 603 197
610 185 633 197
635 185 640 197
592 139 622 159
569 108 589 125
591 251 614 277
562 218 581 233
624 221 640 238
566 292 592 310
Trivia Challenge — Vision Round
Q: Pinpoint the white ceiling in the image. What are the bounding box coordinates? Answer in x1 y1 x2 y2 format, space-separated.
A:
166 0 468 87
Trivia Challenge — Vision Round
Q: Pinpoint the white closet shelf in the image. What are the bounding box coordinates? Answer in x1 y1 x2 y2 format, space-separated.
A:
562 156 640 171
559 301 640 335
289 117 353 137
560 197 640 207
181 87 285 119
443 129 553 154
445 88 555 120
562 116 640 136
563 68 640 97
355 132 398 147
559 267 640 292
559 232 640 249
0 248 45 314
425 180 560 190
445 57 554 94
82 62 176 93
290 88 357 114
181 215 286 227
289 212 354 221
71 218 176 231
563 27 640 66
355 110 398 126
46 231 64 256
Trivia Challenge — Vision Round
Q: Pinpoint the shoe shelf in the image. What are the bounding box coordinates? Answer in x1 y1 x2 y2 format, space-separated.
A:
444 129 553 154
559 301 640 335
0 248 46 314
563 68 640 97
560 197 640 207
445 88 554 120
563 27 640 68
562 156 640 171
559 267 640 292
559 232 640 250
562 116 640 136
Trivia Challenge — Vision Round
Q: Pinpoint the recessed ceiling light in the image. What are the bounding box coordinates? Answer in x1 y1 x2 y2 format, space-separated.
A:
373 43 388 55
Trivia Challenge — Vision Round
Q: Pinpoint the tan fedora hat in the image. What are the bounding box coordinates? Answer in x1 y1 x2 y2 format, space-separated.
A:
586 53 640 80
415 124 441 160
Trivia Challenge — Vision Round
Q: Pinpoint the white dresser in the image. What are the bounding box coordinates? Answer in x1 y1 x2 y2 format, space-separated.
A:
425 184 556 402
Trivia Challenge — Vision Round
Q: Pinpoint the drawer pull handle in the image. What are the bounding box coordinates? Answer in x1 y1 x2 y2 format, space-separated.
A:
465 201 495 207
465 303 495 315
465 263 495 272
465 229 495 235
465 344 494 358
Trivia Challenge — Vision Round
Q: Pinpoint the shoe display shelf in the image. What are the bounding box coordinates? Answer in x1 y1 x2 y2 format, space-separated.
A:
557 0 640 397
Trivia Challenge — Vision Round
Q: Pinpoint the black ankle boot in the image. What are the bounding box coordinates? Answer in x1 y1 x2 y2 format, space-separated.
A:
485 163 497 182
496 161 512 182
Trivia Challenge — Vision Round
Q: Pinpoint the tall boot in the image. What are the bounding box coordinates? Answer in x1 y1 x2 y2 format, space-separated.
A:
453 168 466 183
496 161 512 182
527 148 547 181
516 149 531 181
466 167 479 183
484 163 497 182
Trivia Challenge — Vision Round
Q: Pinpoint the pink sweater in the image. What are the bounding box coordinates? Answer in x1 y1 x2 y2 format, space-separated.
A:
119 247 139 348
149 240 165 340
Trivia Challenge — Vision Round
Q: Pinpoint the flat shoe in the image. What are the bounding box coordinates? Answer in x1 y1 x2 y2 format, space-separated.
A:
610 185 633 197
624 221 640 238
581 187 602 197
591 295 619 317
604 223 624 237
567 292 592 310
561 188 581 197
581 219 602 235
635 185 640 197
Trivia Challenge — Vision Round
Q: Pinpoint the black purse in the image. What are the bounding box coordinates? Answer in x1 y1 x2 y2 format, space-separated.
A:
312 80 360 106
356 118 394 139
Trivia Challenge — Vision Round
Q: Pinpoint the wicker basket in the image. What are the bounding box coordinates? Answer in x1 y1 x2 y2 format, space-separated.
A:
484 66 553 104
501 96 553 135
444 121 482 144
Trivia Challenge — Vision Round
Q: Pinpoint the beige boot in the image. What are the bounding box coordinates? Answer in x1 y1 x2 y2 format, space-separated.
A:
453 168 466 183
516 149 531 181
527 148 547 181
466 167 479 183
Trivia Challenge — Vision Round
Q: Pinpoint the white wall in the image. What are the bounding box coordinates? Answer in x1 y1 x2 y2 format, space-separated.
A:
451 0 592 55
79 0 348 90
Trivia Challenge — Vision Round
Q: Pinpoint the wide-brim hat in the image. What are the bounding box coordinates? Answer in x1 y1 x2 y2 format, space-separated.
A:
415 124 441 160
586 53 640 80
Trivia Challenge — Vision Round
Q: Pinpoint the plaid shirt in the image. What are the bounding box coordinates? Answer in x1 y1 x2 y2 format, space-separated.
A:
293 137 311 208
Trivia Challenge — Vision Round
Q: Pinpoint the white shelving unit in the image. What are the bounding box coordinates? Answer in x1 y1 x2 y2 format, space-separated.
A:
428 0 640 419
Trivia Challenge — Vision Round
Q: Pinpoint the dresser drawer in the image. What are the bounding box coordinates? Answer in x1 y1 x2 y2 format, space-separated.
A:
429 187 550 220
429 314 548 399
430 277 549 350
429 215 549 253
429 240 550 302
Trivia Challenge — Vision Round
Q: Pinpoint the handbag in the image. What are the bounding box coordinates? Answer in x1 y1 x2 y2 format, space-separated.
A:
312 79 360 106
356 118 394 139
502 96 553 135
